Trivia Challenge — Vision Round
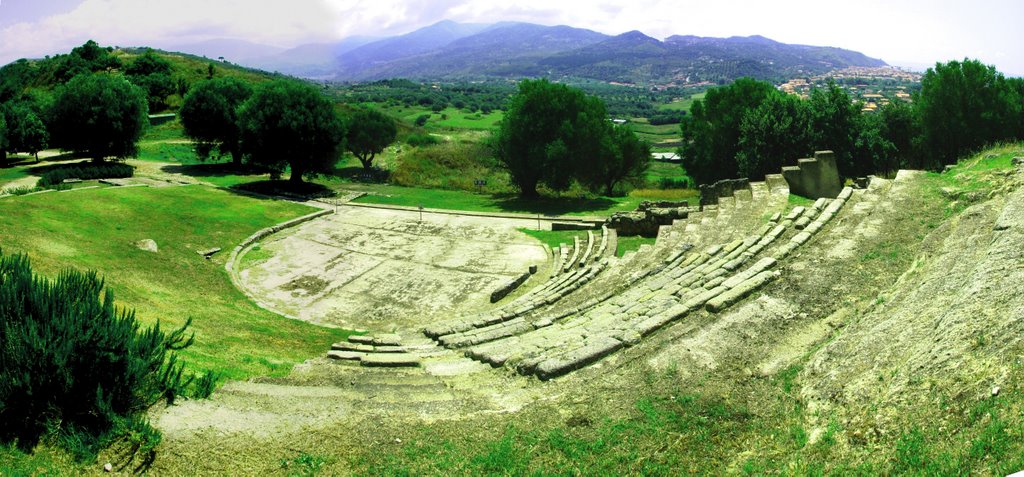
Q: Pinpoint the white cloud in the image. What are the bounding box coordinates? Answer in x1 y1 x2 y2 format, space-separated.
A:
0 0 341 63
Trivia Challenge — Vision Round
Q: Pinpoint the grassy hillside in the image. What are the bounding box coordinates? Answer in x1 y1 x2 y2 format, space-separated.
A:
0 186 349 379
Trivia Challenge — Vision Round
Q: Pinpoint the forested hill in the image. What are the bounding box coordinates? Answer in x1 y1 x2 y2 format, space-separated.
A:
251 20 886 84
0 41 278 113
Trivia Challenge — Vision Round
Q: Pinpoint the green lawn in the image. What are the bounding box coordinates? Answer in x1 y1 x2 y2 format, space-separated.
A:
518 228 586 250
350 184 674 217
657 92 706 112
0 185 349 379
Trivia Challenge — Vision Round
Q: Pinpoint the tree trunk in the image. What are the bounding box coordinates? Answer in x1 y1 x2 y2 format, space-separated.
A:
289 167 305 185
519 180 540 199
230 149 242 168
358 154 374 170
0 148 6 163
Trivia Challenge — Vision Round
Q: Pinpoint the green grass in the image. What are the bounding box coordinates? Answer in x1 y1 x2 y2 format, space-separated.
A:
644 160 692 188
0 185 350 379
372 104 504 131
616 235 657 256
518 228 585 250
351 184 647 217
787 194 815 208
657 92 706 112
630 122 681 145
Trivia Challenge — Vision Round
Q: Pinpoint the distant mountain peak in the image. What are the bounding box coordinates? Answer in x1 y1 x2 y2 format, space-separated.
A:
235 20 887 84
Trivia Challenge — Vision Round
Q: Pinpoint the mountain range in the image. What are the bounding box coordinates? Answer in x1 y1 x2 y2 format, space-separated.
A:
175 20 887 84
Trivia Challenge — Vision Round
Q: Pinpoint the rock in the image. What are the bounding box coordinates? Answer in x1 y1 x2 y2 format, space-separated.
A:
992 386 1000 396
372 333 403 346
134 239 158 253
197 247 221 258
103 463 113 472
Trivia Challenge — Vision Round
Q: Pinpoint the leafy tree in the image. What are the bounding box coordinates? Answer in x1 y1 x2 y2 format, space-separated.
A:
680 78 777 185
52 40 122 84
238 80 345 184
345 107 397 170
583 124 650 196
807 80 862 177
49 74 148 162
180 77 253 166
916 59 1022 169
879 101 920 169
4 103 49 161
736 92 813 179
0 110 7 162
126 50 175 111
493 79 609 198
853 112 897 176
0 250 203 456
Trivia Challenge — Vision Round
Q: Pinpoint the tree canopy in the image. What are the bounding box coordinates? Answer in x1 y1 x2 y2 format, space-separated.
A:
180 77 253 166
916 59 1023 169
238 80 346 184
2 103 49 160
48 73 149 162
0 111 7 162
680 78 778 185
126 49 175 112
493 79 611 198
583 124 651 196
345 107 397 170
736 92 812 180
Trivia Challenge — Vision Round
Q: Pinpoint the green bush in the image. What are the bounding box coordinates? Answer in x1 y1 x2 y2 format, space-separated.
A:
0 250 211 458
37 163 134 188
405 133 439 147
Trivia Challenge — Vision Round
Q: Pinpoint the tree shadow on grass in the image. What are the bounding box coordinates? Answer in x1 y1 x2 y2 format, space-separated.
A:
2 152 82 170
159 162 267 179
228 179 335 202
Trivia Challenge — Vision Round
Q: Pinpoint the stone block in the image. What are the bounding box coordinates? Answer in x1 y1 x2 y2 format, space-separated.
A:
534 336 623 380
348 335 375 344
706 271 779 312
785 206 806 221
361 354 420 368
327 350 365 361
372 334 403 346
331 342 374 353
782 151 842 199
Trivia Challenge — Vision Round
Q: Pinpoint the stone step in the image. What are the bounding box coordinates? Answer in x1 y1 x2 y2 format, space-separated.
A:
361 354 421 368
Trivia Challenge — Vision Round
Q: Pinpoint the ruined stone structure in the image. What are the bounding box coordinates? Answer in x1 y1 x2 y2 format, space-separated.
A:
605 200 690 237
781 150 842 199
699 178 751 206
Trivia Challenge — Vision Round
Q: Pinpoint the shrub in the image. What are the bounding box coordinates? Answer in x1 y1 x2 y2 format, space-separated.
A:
37 163 134 188
0 250 212 458
406 133 439 147
391 141 511 193
414 114 429 127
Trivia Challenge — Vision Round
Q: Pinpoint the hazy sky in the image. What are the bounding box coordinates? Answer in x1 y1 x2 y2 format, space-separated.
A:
1 0 1022 75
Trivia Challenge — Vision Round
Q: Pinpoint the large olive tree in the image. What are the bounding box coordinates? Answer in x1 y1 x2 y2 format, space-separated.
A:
238 80 345 184
493 79 609 198
180 77 252 166
49 73 148 162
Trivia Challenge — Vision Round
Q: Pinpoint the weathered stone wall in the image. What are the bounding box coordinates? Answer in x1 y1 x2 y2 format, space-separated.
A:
781 150 842 199
699 179 751 206
605 200 690 237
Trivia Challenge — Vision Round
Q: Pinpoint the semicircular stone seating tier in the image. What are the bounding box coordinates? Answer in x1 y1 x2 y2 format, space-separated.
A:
326 173 867 380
